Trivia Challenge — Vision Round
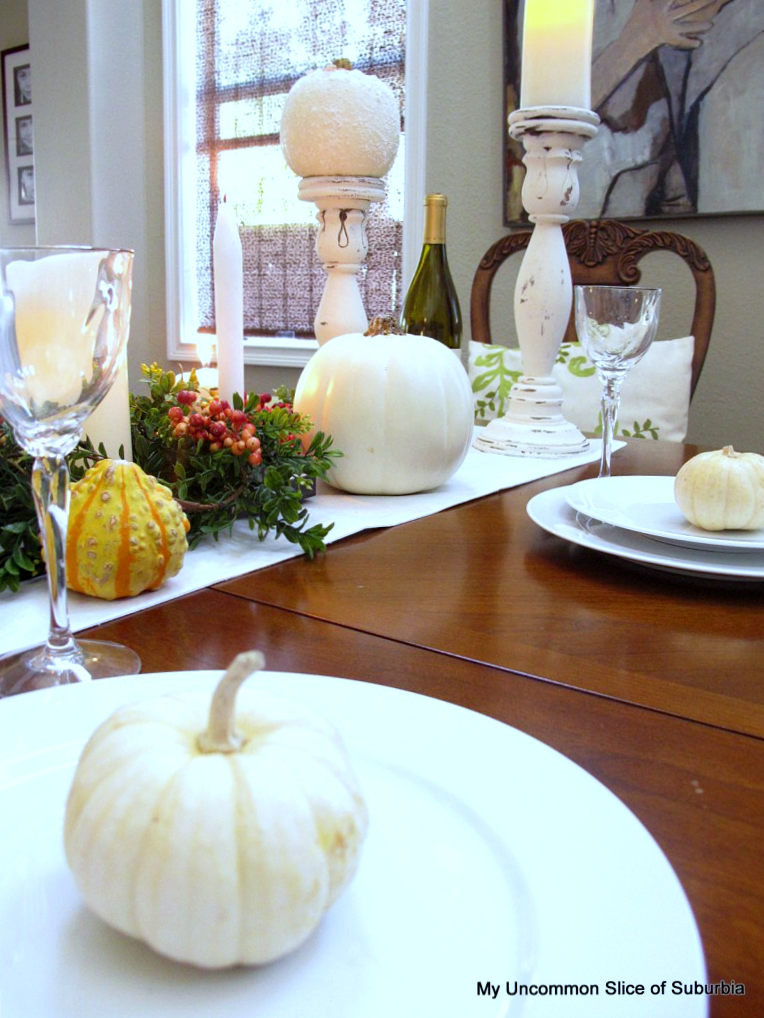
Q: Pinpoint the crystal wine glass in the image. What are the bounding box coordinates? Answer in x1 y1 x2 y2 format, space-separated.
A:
0 246 140 696
574 285 662 478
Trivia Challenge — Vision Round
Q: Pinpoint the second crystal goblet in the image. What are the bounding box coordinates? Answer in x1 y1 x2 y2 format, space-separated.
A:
574 285 662 478
0 246 140 696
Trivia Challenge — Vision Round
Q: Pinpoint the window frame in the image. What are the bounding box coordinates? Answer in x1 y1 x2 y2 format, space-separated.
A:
161 0 428 370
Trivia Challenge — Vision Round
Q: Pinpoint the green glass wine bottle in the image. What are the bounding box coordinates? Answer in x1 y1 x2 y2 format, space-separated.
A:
400 194 462 351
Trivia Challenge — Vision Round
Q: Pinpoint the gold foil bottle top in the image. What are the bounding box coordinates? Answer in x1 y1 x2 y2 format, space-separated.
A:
423 194 448 244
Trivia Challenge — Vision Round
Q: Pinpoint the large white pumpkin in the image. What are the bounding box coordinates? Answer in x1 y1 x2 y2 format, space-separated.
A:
294 318 474 495
64 652 368 969
280 62 400 178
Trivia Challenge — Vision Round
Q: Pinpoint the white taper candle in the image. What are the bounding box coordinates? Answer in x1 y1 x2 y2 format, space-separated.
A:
85 357 132 459
213 197 244 403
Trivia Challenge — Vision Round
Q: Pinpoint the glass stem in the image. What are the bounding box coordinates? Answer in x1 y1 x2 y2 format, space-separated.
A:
31 454 80 661
599 378 622 478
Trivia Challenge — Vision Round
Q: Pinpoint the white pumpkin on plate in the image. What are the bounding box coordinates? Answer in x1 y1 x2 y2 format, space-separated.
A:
64 652 368 969
294 316 474 495
675 445 764 531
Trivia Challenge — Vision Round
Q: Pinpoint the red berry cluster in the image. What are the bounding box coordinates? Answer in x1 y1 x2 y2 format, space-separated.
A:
167 392 262 467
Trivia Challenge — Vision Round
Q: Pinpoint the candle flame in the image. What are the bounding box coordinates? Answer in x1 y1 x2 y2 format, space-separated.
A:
197 335 216 368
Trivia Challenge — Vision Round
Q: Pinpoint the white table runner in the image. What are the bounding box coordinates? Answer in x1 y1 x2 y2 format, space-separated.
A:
0 440 610 659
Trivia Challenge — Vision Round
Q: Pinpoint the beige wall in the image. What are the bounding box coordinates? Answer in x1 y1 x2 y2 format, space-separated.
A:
21 0 764 451
27 0 164 381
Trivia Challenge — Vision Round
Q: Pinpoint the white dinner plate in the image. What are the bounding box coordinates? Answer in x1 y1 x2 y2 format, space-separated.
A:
565 476 764 552
0 672 707 1018
529 485 764 582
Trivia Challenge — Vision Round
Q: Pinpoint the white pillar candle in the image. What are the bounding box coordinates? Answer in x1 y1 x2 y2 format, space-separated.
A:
213 197 244 404
7 251 104 409
85 357 133 460
520 0 595 110
8 251 134 458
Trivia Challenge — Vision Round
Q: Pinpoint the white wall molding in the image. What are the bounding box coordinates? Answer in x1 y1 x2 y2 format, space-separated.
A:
403 0 429 292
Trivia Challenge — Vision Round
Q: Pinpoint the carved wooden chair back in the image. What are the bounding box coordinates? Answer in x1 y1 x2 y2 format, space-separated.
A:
470 219 716 397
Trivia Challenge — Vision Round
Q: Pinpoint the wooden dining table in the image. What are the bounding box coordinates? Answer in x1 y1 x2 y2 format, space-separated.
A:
84 438 764 1017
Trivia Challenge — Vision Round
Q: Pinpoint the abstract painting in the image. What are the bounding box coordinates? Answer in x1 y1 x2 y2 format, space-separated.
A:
504 0 764 224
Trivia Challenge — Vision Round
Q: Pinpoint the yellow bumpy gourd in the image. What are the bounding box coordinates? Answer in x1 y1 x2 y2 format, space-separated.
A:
67 460 190 600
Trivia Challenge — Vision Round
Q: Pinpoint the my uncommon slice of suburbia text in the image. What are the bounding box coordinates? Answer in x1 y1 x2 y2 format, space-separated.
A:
477 980 745 998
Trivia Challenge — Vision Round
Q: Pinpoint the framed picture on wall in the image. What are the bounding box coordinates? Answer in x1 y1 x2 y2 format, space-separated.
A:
504 0 764 226
2 44 36 225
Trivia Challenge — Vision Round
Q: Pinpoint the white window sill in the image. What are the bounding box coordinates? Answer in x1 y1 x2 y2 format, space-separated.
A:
244 336 318 368
166 334 318 371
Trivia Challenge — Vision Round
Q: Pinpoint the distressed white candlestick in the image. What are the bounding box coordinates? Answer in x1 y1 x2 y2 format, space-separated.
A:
280 62 400 346
213 198 244 403
474 107 599 458
298 175 386 345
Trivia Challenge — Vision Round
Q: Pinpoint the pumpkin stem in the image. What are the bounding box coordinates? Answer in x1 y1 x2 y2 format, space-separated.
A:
197 650 265 753
722 445 737 457
332 57 353 70
365 315 402 337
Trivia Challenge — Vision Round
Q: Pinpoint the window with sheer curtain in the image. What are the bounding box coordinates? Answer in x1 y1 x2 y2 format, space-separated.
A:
166 0 407 368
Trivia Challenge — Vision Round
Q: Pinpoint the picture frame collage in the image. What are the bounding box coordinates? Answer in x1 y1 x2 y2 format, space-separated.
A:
2 44 35 225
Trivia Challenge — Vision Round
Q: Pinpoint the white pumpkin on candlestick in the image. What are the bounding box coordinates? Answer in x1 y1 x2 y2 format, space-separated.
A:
280 60 400 178
294 316 474 495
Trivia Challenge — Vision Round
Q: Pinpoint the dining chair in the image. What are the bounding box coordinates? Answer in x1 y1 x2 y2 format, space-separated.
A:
468 219 716 440
471 218 715 394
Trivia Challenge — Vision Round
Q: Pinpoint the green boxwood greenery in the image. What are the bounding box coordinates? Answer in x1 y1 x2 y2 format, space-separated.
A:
0 365 339 593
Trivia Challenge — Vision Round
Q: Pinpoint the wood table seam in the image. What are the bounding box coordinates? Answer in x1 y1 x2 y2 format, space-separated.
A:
206 584 764 747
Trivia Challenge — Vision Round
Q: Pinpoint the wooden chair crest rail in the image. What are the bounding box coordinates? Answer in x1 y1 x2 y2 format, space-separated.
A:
470 219 716 397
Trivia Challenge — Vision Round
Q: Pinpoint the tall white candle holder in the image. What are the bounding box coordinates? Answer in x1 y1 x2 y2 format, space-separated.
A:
299 174 386 346
474 106 599 458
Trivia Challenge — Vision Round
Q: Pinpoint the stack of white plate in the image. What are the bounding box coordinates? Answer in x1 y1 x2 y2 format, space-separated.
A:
527 475 764 582
0 671 706 1016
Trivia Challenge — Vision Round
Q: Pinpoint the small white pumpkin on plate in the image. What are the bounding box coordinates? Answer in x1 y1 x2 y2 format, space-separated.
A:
675 445 764 531
64 652 368 969
294 316 474 495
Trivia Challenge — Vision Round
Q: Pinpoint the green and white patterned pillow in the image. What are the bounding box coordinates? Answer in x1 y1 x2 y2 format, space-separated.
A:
468 337 694 441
